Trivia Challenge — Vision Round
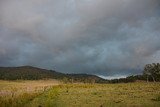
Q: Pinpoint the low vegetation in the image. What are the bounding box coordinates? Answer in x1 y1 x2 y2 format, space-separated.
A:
0 80 160 107
0 80 59 107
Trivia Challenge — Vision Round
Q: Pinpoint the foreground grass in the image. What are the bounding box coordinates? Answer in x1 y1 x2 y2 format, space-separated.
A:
0 80 60 107
25 82 160 107
0 81 160 107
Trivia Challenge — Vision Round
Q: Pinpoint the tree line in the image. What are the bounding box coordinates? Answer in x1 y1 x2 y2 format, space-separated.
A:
109 63 160 83
0 63 160 83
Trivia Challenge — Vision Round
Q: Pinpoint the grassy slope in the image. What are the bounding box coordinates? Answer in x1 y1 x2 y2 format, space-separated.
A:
0 81 160 107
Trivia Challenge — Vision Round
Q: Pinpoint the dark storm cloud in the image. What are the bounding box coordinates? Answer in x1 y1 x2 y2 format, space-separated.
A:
0 0 160 77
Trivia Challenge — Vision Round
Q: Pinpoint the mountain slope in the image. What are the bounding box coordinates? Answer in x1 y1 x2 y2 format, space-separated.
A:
0 66 106 83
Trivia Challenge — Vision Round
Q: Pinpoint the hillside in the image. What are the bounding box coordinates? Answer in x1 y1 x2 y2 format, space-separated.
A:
0 66 106 83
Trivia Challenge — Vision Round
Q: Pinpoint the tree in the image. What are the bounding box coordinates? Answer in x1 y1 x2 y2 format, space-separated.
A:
143 63 160 82
143 64 152 82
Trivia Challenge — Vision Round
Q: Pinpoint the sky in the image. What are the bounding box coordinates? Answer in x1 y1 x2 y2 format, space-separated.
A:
0 0 160 78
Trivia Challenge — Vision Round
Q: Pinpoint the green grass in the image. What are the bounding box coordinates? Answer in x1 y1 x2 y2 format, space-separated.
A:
51 83 160 107
0 81 160 107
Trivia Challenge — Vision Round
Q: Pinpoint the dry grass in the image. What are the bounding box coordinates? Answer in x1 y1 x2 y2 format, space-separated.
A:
55 83 160 107
0 80 60 107
0 81 160 107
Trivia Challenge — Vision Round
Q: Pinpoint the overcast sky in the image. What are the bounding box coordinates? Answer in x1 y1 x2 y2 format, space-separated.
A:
0 0 160 77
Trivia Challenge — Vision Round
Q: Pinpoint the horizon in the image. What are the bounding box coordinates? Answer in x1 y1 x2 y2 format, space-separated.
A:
0 0 160 77
0 65 142 80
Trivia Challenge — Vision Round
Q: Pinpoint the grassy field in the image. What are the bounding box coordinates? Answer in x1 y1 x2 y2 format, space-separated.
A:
0 80 60 107
0 81 160 107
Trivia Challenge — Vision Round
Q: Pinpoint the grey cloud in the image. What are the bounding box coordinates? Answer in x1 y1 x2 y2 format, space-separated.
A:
0 0 160 77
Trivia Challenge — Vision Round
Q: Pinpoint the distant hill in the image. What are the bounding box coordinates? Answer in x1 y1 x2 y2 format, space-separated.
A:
0 66 106 83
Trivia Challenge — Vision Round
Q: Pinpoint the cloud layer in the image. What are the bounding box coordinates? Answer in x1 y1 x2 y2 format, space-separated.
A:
0 0 160 76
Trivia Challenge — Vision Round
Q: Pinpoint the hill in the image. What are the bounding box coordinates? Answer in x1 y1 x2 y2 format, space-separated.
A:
0 66 106 83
